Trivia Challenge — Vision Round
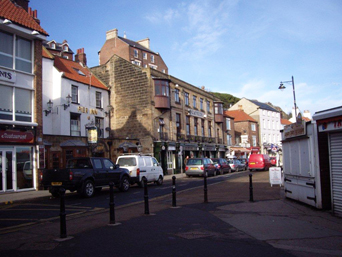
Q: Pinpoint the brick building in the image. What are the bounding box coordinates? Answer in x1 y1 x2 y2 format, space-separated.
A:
99 28 168 74
92 55 227 174
0 0 48 192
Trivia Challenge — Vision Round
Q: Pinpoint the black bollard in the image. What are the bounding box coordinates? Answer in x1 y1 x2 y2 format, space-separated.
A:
249 173 254 202
172 176 177 207
59 187 67 238
204 171 208 203
143 178 150 214
109 181 116 224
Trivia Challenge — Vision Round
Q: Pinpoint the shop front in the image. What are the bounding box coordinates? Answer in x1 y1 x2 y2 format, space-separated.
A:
313 106 342 217
0 127 37 192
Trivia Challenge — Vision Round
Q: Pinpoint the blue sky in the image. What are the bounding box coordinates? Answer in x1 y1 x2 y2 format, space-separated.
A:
31 0 342 116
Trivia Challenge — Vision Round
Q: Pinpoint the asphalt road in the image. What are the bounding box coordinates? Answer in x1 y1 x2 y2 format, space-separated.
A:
0 171 248 234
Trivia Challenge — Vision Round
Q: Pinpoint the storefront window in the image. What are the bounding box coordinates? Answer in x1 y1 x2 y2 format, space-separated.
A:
16 147 33 190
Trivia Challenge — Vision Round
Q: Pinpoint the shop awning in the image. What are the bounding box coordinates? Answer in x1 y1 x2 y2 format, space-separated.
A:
229 147 251 153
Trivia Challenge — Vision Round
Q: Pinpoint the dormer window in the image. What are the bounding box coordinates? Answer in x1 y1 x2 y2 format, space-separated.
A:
63 45 68 51
73 68 85 76
51 42 56 49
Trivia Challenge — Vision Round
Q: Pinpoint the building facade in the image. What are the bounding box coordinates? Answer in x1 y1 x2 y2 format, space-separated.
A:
225 109 260 158
0 0 48 192
92 54 227 174
99 28 168 74
229 98 281 154
42 45 111 170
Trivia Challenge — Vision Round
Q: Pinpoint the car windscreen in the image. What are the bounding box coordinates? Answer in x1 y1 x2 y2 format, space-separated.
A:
117 157 137 167
187 159 203 165
211 159 219 164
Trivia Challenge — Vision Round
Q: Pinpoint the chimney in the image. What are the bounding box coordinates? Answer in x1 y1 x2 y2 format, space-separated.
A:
28 7 40 24
137 38 150 49
75 48 87 66
13 0 29 11
106 29 118 40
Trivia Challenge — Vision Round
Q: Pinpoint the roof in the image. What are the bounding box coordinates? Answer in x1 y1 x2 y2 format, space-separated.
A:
224 110 257 122
248 99 279 112
118 36 157 55
0 0 48 35
43 40 74 54
42 46 54 59
281 118 292 125
52 55 108 90
303 117 311 122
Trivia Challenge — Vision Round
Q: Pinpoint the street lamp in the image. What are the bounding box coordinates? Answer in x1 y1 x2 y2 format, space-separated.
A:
279 76 297 119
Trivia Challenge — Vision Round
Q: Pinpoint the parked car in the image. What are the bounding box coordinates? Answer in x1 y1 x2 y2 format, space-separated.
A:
211 158 231 175
248 154 272 171
228 159 245 172
270 157 277 166
239 159 248 170
116 154 164 187
40 157 130 198
185 158 216 177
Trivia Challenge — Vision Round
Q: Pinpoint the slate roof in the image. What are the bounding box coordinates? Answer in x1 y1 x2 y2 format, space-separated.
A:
249 99 279 112
43 40 74 55
0 0 48 35
118 36 157 55
224 110 257 122
52 55 108 90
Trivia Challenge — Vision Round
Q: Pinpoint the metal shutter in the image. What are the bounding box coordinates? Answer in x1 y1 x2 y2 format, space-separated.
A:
330 132 342 217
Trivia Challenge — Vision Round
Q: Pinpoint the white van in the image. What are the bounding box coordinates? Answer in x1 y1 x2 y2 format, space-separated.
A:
116 154 164 186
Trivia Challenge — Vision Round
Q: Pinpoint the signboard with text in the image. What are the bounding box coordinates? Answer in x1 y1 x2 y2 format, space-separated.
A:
283 120 306 140
0 131 34 143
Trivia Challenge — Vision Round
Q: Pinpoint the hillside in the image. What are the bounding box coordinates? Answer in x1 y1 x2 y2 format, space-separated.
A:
213 92 290 119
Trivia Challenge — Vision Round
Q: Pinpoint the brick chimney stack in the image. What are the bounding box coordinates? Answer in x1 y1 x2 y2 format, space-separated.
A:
13 0 29 11
75 48 87 66
28 7 40 24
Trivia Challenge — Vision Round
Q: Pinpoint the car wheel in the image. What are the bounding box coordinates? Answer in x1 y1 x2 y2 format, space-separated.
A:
119 176 130 192
82 180 95 198
156 175 163 185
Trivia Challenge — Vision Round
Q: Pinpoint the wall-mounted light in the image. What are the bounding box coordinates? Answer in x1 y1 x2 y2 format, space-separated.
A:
63 94 72 110
105 104 114 117
31 30 40 35
44 99 53 116
2 19 12 25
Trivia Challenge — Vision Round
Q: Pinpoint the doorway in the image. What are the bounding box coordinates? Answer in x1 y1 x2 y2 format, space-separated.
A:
0 149 14 191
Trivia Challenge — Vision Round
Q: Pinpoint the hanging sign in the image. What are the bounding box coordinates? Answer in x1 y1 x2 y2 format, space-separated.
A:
87 127 97 144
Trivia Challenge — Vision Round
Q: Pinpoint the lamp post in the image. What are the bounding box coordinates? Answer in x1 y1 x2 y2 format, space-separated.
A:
279 76 297 119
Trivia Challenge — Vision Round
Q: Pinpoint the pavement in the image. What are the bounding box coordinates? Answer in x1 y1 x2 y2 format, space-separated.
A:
1 171 342 257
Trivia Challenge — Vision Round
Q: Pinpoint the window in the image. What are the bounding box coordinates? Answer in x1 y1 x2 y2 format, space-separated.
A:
0 31 13 69
176 113 181 134
0 31 32 73
200 98 204 110
70 113 81 136
103 159 113 169
252 136 257 146
251 123 256 131
201 119 204 136
72 85 78 103
143 52 147 59
226 118 231 130
194 118 198 136
96 92 102 108
207 101 210 113
95 117 104 138
227 134 232 146
0 85 32 122
132 60 141 66
263 134 266 142
154 80 169 96
186 116 190 135
193 96 197 108
208 121 212 138
151 55 155 63
134 49 138 58
51 42 56 49
63 44 68 51
214 102 223 115
263 119 266 129
174 89 180 103
185 92 189 106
